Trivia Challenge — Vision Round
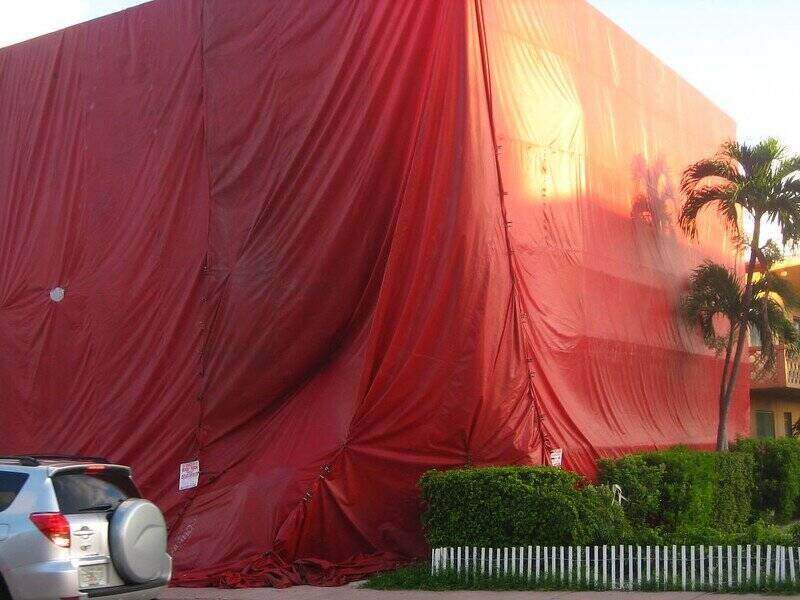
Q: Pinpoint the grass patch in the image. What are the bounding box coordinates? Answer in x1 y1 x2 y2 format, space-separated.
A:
363 563 800 594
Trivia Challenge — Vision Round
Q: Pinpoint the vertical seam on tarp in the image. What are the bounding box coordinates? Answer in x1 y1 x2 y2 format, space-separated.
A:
168 0 214 538
473 0 551 463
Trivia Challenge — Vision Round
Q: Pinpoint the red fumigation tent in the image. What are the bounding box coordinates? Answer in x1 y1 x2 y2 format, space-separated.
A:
0 0 747 588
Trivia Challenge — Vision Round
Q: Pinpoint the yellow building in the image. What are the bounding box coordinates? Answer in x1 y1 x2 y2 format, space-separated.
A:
750 257 800 438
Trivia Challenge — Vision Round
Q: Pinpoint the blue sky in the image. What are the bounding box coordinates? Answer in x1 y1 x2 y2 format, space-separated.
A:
1 0 797 156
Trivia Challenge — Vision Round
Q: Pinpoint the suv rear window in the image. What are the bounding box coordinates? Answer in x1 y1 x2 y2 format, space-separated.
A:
52 469 140 514
0 471 28 512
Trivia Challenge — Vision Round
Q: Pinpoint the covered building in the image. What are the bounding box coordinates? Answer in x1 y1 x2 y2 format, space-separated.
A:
0 0 747 587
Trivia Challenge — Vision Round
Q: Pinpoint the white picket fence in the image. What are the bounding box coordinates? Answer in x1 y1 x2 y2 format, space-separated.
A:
431 544 800 590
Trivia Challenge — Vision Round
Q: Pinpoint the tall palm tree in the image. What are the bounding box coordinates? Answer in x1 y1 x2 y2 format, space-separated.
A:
679 138 800 450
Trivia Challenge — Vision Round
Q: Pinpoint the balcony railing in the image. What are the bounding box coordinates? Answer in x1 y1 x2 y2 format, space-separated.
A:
751 345 800 389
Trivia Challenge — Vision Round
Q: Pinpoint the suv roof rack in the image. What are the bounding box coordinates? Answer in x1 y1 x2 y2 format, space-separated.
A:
0 455 111 467
29 454 110 464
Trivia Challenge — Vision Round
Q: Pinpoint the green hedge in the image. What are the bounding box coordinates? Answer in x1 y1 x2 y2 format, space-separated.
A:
419 466 628 548
597 446 753 543
731 437 800 521
420 444 798 550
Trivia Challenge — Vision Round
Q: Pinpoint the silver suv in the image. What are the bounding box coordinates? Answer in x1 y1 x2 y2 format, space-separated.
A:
0 456 171 600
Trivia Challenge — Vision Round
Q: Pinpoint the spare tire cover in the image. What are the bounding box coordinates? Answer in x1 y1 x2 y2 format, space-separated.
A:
109 499 168 584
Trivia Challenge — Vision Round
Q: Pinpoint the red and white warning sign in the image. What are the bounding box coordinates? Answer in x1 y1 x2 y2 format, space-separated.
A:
549 448 563 467
179 460 200 491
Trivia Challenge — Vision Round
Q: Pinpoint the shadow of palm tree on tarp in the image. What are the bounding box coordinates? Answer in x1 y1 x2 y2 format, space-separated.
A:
630 154 675 234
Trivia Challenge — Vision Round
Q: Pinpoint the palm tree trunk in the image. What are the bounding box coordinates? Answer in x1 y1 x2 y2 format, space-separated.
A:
716 327 737 450
717 215 762 451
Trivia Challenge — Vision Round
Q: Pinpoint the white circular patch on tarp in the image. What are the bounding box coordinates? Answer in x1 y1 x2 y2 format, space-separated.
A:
49 287 65 302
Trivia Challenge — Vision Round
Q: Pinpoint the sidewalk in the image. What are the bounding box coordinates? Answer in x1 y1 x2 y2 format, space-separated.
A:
160 585 786 600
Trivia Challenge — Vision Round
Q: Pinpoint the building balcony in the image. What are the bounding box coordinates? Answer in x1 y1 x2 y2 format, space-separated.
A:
750 345 800 391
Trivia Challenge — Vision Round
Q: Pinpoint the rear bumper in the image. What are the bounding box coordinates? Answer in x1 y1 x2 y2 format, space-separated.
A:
85 579 168 599
7 558 80 600
6 559 170 600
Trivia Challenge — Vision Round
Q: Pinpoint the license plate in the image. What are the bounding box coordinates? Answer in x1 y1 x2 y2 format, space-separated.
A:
79 564 107 589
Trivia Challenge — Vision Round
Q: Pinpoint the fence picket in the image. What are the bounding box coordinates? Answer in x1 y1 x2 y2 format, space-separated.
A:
568 546 573 584
736 545 741 586
628 544 633 588
544 546 549 576
595 545 600 586
776 546 780 584
527 545 532 580
619 545 624 589
790 547 796 583
756 545 761 586
784 546 788 583
536 546 540 579
700 545 705 588
709 545 714 588
746 544 751 583
671 545 677 587
727 545 732 588
655 545 660 587
781 546 786 582
611 544 616 589
665 546 670 587
586 546 590 585
560 546 564 582
767 545 772 584
681 545 686 590
646 545 651 583
637 545 642 587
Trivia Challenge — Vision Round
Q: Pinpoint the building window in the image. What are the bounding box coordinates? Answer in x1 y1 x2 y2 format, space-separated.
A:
749 325 762 347
756 411 775 438
785 412 794 437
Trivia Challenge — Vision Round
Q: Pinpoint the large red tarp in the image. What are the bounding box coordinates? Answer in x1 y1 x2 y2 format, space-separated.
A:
0 0 748 588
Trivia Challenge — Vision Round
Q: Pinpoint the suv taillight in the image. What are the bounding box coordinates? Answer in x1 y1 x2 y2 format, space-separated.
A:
30 512 71 548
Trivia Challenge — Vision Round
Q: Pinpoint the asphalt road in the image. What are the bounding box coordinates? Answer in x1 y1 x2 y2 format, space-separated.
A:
160 586 795 599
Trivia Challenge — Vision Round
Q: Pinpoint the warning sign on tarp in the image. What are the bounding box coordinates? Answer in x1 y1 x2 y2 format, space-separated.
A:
179 460 200 491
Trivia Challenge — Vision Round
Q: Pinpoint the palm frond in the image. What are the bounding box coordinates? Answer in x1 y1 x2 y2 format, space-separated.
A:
748 296 799 373
678 184 739 239
766 177 800 241
682 261 742 349
775 155 800 181
680 157 740 195
727 138 786 179
753 271 800 311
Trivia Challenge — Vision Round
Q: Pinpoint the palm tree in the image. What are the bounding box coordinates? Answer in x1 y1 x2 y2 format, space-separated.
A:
679 138 800 450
